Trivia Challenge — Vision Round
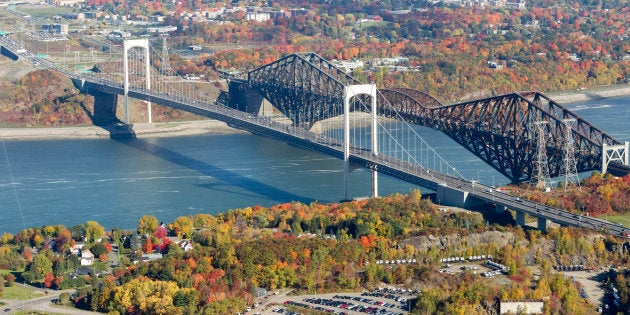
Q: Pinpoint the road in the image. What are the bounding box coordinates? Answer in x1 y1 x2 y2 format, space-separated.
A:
1 284 101 315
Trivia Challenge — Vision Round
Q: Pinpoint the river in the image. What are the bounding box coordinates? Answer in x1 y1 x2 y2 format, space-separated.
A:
0 95 628 233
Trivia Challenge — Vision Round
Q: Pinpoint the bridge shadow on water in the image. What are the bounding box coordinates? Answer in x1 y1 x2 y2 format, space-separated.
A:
102 124 316 205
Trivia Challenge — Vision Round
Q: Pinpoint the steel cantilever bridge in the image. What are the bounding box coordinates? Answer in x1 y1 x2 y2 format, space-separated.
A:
246 52 629 183
2 37 629 237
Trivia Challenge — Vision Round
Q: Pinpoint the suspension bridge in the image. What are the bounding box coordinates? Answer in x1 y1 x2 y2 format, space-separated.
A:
1 35 629 238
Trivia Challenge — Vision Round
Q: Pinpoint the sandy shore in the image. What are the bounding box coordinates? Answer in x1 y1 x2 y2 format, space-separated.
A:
0 120 243 141
547 84 630 104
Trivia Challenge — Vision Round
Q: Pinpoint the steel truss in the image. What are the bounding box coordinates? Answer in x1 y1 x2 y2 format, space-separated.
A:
248 52 360 127
247 53 623 183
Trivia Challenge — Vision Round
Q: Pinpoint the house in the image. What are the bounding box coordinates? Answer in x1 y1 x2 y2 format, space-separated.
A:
133 253 163 264
246 12 270 22
255 287 267 298
70 242 85 255
178 240 194 251
488 61 504 70
80 249 94 266
332 60 364 73
75 266 94 276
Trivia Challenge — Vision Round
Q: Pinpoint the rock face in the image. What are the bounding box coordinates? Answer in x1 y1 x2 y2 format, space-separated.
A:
401 230 521 252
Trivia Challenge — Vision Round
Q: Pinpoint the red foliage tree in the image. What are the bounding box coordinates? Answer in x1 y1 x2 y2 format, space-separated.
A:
43 272 55 288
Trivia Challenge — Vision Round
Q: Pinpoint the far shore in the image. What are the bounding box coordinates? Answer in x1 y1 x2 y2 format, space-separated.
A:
547 83 630 104
0 120 244 141
1 84 629 141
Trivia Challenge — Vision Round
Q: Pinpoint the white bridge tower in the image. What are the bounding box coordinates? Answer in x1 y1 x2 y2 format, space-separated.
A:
123 39 151 124
343 84 378 200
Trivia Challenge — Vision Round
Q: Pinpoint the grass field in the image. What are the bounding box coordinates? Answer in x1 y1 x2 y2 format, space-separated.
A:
17 6 75 19
2 285 43 300
603 214 630 227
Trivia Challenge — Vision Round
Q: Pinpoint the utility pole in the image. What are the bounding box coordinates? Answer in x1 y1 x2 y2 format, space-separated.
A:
559 119 580 191
531 121 550 190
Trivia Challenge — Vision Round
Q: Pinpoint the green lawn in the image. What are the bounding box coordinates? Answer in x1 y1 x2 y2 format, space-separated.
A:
1 285 43 300
604 214 630 227
18 7 75 18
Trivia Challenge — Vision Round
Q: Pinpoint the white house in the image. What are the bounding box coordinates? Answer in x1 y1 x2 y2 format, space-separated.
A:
178 240 194 251
80 249 94 266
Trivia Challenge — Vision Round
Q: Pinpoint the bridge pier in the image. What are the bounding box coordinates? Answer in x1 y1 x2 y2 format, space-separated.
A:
515 211 526 227
71 78 119 125
495 204 507 214
435 184 487 208
537 217 547 231
92 91 119 125
228 80 276 115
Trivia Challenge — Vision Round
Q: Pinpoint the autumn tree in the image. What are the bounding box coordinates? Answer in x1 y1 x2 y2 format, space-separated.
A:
85 221 105 243
169 216 194 239
138 215 159 236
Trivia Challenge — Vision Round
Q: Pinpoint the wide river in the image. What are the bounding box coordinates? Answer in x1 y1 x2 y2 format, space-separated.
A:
0 96 629 233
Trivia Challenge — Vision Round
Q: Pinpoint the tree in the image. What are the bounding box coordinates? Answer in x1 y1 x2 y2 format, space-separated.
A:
85 221 105 243
90 243 109 258
30 252 53 279
43 272 55 288
138 215 159 236
169 216 194 239
68 224 86 241
111 277 181 314
143 238 154 254
58 292 70 305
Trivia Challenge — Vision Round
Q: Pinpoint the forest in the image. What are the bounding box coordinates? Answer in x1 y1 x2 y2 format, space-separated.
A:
517 172 630 217
0 180 628 314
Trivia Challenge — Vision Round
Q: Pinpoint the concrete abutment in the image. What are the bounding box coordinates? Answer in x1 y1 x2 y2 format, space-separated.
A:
72 78 119 125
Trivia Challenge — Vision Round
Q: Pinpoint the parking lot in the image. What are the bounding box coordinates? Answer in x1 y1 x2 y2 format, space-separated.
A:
250 288 416 315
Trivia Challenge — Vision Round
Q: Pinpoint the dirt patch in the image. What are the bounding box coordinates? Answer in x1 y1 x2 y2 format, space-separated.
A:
0 59 37 83
560 270 607 306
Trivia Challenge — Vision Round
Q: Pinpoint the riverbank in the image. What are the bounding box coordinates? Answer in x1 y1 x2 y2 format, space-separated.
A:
548 84 630 104
0 120 242 140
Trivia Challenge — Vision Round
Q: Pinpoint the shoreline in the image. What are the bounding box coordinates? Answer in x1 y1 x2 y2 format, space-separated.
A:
1 84 629 141
547 84 630 104
0 120 244 141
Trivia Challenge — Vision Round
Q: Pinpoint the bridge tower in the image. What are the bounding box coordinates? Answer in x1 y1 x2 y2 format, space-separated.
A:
560 119 580 190
343 84 378 200
123 39 151 124
531 121 550 190
602 142 630 174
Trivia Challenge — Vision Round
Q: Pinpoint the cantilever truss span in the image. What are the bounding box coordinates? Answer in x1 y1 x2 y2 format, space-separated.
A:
248 52 624 183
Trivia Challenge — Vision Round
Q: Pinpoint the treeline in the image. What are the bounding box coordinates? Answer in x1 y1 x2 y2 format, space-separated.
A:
519 172 630 216
0 190 628 314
